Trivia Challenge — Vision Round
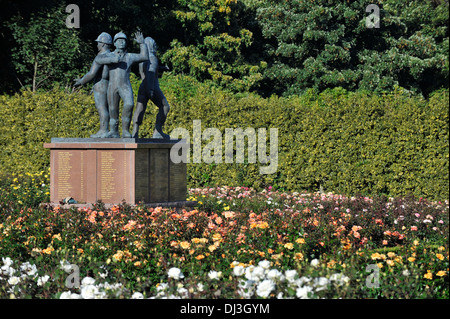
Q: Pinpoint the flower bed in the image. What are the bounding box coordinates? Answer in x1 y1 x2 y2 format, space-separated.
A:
0 176 448 298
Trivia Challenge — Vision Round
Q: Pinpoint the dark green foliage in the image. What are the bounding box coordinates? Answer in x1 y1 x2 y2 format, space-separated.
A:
1 0 447 96
157 77 448 201
8 5 91 92
255 0 449 97
0 86 97 174
3 76 446 201
161 0 266 92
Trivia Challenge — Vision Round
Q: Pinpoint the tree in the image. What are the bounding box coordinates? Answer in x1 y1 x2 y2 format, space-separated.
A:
379 0 449 96
161 0 266 92
256 0 449 96
8 5 90 92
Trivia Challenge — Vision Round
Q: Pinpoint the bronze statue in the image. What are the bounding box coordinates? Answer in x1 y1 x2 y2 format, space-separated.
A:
106 31 148 138
132 37 171 139
74 32 119 138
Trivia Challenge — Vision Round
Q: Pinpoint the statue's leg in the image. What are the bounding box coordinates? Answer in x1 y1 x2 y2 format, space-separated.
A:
132 91 149 138
151 88 170 139
91 80 109 138
107 86 120 138
121 87 134 138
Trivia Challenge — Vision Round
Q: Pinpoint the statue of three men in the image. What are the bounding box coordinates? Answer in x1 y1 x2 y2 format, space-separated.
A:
74 31 170 139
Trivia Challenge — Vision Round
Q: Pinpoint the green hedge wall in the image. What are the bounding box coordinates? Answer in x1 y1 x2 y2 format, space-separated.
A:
1 76 448 201
0 86 97 175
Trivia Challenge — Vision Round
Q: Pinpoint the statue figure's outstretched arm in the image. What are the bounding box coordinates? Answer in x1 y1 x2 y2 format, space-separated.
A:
74 53 118 86
95 52 119 65
74 60 101 86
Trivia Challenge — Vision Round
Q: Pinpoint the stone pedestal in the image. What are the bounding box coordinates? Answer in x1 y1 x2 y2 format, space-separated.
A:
43 138 191 207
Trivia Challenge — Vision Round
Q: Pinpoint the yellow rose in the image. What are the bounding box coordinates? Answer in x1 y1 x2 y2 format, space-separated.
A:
212 233 223 242
180 241 191 249
387 252 396 258
294 253 304 260
436 253 444 261
423 270 433 280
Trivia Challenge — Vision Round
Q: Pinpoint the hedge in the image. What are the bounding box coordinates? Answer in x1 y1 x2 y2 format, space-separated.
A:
0 75 448 201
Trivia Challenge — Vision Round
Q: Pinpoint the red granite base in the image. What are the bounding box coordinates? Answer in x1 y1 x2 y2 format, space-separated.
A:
43 138 188 206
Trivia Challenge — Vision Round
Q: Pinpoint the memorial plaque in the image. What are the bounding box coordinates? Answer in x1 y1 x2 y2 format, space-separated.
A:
135 149 149 203
51 150 87 203
97 150 133 203
169 161 187 201
149 149 169 202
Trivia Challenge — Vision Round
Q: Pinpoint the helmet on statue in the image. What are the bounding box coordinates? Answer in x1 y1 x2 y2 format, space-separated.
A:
95 32 113 45
113 31 127 43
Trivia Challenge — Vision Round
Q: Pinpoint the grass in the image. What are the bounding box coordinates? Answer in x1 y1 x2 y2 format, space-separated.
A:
0 174 448 299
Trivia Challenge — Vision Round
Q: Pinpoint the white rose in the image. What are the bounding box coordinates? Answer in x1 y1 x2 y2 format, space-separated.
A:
59 260 74 273
177 287 188 297
2 257 13 267
20 262 38 277
245 266 265 282
256 279 275 298
1 266 15 277
252 266 265 280
238 280 256 298
313 277 329 291
208 270 222 280
168 267 184 280
285 270 298 282
266 269 285 282
296 286 313 299
80 284 99 299
157 282 169 292
81 276 96 287
329 273 350 286
131 292 144 299
296 276 312 287
197 283 205 292
8 276 20 285
258 260 271 270
59 291 72 299
37 275 50 286
310 259 320 267
233 266 245 277
244 266 255 280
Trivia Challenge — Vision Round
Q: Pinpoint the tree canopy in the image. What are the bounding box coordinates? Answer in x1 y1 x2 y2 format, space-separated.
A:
0 0 448 97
